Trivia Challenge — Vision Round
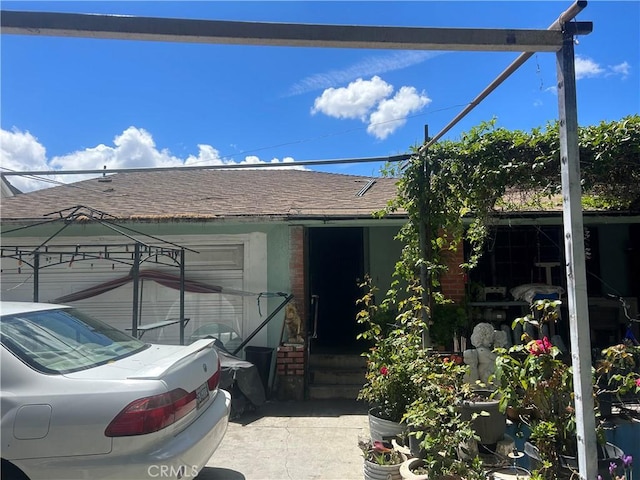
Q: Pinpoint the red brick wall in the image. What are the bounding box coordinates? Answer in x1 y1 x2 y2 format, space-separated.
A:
440 244 466 303
289 226 307 324
276 345 306 377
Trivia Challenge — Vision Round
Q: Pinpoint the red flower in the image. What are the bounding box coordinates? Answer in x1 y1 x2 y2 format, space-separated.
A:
380 366 389 375
636 377 640 388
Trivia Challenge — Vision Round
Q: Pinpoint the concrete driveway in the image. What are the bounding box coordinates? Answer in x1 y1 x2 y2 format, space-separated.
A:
198 399 369 480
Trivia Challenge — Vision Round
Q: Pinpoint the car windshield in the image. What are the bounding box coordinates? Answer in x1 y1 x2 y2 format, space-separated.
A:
0 307 149 374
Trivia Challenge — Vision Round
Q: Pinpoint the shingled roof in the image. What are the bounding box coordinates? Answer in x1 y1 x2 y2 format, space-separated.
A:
0 169 403 223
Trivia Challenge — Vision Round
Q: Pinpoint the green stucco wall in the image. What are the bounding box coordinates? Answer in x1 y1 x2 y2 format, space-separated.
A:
367 225 403 300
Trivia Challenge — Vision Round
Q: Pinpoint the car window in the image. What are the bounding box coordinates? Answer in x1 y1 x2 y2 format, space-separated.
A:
0 308 149 374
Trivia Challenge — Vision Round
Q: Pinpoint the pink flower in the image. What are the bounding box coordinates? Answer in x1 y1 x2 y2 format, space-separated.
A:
635 378 640 388
380 366 389 375
373 440 392 453
527 337 552 356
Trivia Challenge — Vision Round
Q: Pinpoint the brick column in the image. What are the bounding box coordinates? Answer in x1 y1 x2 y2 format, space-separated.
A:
277 226 307 400
440 244 466 303
276 344 305 400
289 226 307 323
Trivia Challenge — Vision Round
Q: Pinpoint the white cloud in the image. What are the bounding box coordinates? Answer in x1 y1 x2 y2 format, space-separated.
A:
574 55 605 80
184 144 225 166
287 51 439 96
609 61 630 79
0 128 47 171
311 76 393 120
311 76 431 140
542 57 630 97
573 55 630 81
367 86 431 140
0 128 58 193
1 127 299 193
48 127 182 173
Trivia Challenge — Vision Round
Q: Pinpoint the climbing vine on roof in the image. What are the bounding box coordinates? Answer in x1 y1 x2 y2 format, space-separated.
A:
379 114 639 307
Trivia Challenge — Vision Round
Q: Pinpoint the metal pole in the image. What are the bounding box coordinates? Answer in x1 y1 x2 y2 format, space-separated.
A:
557 24 597 480
33 251 39 302
422 0 588 151
232 294 294 356
419 125 432 348
180 249 185 346
1 154 412 178
131 243 140 339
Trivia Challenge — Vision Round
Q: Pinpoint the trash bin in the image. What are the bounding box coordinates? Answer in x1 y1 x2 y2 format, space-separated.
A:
244 346 274 392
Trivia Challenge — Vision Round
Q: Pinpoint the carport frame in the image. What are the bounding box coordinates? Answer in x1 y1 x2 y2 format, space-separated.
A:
1 205 197 344
0 3 598 477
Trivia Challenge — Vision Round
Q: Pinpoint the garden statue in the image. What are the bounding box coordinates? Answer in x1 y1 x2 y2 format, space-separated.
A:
283 303 305 344
463 322 508 385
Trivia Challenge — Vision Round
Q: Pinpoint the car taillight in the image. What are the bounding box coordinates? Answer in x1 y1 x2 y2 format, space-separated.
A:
105 388 196 437
207 357 221 391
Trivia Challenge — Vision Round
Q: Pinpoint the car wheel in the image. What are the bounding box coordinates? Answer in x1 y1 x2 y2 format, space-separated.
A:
1 460 30 480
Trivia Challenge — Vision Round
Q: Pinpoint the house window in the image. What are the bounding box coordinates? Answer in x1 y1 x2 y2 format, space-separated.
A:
469 224 603 298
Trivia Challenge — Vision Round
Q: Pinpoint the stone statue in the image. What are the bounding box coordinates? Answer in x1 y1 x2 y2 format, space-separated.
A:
463 322 508 386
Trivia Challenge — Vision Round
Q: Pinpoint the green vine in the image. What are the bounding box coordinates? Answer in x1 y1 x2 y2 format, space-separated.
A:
377 114 639 337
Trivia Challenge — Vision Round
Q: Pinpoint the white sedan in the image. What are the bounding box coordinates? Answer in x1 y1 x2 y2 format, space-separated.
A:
0 302 231 480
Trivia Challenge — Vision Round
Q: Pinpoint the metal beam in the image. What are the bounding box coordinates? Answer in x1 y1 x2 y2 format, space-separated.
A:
557 28 598 480
1 10 565 52
422 0 589 149
0 154 413 177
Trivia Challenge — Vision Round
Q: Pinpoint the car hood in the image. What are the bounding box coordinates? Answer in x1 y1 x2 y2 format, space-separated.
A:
63 339 216 381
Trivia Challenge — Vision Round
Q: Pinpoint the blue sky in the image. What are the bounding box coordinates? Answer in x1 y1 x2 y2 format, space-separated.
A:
1 1 638 192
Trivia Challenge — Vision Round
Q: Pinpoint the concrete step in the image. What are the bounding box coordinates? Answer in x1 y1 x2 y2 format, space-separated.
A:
307 383 363 400
309 353 367 369
311 368 366 386
307 353 367 400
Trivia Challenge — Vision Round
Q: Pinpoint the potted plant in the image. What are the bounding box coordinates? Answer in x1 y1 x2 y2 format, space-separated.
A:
400 354 485 480
492 300 585 478
399 456 485 480
595 340 640 414
359 437 405 480
357 277 423 439
429 302 469 352
493 299 636 479
599 454 634 480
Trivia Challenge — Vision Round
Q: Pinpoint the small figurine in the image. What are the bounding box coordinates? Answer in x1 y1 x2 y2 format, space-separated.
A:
463 322 508 385
284 303 305 344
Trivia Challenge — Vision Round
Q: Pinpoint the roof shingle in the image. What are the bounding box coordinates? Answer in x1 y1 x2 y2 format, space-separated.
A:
0 169 402 222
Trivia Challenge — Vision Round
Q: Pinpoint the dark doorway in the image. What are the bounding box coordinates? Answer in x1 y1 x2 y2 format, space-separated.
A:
629 224 640 298
308 227 365 353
